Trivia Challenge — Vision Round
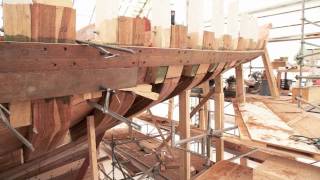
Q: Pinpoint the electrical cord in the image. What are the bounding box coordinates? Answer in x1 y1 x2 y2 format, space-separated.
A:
289 135 320 150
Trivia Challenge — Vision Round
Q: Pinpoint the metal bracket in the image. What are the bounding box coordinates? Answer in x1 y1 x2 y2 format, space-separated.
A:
87 88 141 130
0 107 35 151
76 40 135 56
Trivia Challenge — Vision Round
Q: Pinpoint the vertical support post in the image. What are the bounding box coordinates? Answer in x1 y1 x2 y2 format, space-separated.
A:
262 48 280 97
168 98 174 120
179 90 191 180
199 82 210 155
199 98 206 155
235 64 246 103
240 158 248 166
214 74 224 162
206 110 212 166
87 116 98 180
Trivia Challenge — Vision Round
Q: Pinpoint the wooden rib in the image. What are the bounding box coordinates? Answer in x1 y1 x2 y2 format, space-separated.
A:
48 97 71 149
26 97 72 161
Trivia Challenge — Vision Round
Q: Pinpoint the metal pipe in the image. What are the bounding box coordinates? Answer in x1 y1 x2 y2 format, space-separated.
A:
0 109 35 151
247 0 317 14
228 148 259 162
304 18 320 28
75 40 135 54
175 133 207 146
298 0 306 108
87 100 141 130
272 20 320 29
299 51 320 58
296 75 320 79
175 126 238 146
304 41 320 48
0 104 10 115
258 5 320 18
295 97 320 111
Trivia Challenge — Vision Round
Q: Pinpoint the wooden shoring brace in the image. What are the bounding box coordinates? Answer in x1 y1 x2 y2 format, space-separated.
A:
214 74 224 162
179 90 191 180
235 64 246 104
262 48 280 97
87 116 99 180
190 88 215 118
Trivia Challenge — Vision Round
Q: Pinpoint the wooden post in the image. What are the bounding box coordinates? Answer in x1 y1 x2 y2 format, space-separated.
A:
214 74 224 162
179 90 191 180
87 116 98 180
240 157 248 166
262 48 280 97
236 64 246 103
168 98 174 120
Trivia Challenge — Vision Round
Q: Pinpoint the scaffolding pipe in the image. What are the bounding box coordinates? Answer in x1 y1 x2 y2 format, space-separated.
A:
298 0 306 108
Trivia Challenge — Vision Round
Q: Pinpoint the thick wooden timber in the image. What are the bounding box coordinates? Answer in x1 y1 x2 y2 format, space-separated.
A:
0 42 262 69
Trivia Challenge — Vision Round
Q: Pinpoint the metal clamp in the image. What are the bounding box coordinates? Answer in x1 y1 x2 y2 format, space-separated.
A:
87 88 141 130
76 40 135 56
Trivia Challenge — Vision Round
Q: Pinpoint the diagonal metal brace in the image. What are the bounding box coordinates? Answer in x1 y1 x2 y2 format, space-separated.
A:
0 108 35 151
87 88 141 130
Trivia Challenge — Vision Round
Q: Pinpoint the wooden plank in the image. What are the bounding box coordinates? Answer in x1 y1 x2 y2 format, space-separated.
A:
0 136 88 179
233 101 251 140
0 149 23 172
33 0 73 7
254 156 320 180
0 42 263 69
121 84 159 100
118 16 134 45
236 64 246 103
261 48 280 97
87 116 98 180
0 67 138 103
9 101 31 127
195 160 253 180
48 97 71 149
179 90 191 180
238 101 320 155
214 74 224 162
56 6 76 43
25 99 60 160
3 4 31 41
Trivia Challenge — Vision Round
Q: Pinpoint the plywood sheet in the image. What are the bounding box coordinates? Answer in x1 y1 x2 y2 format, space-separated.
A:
195 161 253 180
239 102 320 155
254 156 320 180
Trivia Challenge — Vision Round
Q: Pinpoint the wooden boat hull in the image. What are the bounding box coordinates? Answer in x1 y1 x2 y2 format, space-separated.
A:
0 41 263 178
